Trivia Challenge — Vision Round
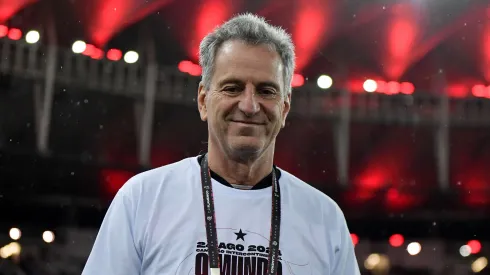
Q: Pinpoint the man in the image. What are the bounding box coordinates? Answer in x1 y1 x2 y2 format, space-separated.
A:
82 13 360 275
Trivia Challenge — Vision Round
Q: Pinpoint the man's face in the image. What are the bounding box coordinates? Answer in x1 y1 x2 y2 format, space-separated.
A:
198 40 291 161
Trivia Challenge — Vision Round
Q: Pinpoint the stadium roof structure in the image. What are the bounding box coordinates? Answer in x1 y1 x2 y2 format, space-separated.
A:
2 0 490 87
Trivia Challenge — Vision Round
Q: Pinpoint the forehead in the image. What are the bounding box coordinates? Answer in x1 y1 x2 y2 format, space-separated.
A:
212 40 284 87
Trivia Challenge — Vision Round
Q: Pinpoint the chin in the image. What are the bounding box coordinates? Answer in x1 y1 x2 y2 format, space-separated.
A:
228 143 263 162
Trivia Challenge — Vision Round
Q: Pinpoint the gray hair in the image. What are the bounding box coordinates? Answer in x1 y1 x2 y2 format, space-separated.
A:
199 13 296 95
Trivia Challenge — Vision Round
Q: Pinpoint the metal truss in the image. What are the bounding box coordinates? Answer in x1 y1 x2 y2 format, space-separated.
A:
1 38 490 191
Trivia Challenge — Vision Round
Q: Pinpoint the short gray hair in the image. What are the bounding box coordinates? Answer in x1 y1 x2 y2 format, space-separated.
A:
199 13 296 95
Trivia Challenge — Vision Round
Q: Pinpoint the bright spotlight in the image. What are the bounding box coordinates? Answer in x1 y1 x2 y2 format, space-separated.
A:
407 242 421 256
72 40 86 54
317 75 333 89
364 253 381 270
460 245 471 257
472 257 488 273
9 228 21 240
0 242 21 259
124 51 139 64
364 253 390 272
363 79 377 93
42 231 55 243
25 30 40 44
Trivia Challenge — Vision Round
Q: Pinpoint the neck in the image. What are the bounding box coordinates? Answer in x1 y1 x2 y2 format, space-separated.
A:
207 143 274 187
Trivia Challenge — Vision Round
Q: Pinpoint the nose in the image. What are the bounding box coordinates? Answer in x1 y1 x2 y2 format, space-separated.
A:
237 83 260 116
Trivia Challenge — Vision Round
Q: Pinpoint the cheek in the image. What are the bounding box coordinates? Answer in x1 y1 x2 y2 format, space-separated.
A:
208 107 227 131
268 102 285 121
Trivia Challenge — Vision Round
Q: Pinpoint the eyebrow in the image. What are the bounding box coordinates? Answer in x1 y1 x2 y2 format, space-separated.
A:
217 78 243 88
217 78 281 91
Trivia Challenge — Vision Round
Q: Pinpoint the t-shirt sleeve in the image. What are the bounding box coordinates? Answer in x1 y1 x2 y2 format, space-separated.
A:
330 208 361 275
82 181 142 275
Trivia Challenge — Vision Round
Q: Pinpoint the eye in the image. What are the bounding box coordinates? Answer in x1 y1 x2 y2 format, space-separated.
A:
222 86 241 93
258 88 277 97
260 89 275 94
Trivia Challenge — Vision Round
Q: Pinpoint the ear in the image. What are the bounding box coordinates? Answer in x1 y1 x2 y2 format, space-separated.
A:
197 82 208 121
281 93 291 128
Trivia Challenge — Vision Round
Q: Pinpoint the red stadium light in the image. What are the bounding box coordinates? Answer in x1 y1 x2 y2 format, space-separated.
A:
467 240 482 254
389 234 405 247
446 84 469 98
81 44 104 60
91 48 104 60
350 233 359 246
82 44 95 56
374 80 414 95
472 85 486 97
0 25 8 37
188 64 202 76
387 81 400 95
106 49 122 61
375 80 385 93
178 60 202 76
178 60 193 73
400 82 415 95
292 73 305 87
100 169 135 197
7 28 22 40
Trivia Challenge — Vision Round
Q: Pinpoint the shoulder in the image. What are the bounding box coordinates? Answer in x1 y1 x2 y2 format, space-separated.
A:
117 156 198 200
278 168 346 224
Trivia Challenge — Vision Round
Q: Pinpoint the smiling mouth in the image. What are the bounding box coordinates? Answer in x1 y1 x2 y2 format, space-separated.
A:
230 120 264 126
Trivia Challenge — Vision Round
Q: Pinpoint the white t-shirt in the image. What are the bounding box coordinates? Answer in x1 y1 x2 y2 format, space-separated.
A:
82 156 360 275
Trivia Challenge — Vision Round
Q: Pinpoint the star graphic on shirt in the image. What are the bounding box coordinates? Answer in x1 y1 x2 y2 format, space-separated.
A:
234 229 247 241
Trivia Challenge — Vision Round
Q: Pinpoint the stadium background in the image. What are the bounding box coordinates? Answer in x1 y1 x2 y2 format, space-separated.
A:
0 0 489 274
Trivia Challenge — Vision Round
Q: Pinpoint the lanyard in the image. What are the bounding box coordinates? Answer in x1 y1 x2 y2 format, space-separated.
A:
200 154 281 275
